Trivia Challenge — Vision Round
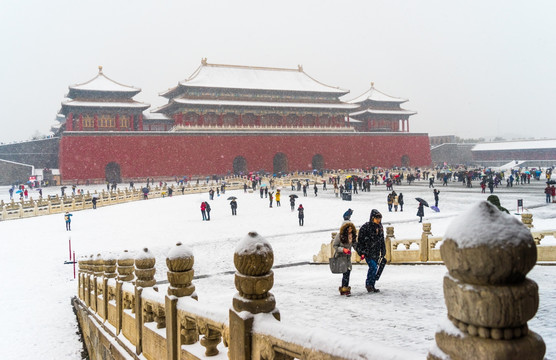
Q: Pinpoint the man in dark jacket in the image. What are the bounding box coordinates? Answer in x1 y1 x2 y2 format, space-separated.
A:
356 209 386 292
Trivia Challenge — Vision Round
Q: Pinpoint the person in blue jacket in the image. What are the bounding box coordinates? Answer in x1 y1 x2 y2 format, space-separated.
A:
64 211 73 231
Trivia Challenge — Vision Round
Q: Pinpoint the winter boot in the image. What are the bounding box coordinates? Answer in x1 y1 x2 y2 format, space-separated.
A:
339 286 351 296
366 285 380 293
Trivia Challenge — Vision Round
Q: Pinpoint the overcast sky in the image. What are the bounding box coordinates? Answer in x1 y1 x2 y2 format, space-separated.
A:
1 0 555 143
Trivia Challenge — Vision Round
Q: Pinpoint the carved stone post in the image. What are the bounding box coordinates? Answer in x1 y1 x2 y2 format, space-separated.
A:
166 242 196 360
385 226 395 263
135 248 156 288
520 213 533 229
93 253 103 312
429 201 546 359
117 250 135 282
420 223 432 262
230 232 279 360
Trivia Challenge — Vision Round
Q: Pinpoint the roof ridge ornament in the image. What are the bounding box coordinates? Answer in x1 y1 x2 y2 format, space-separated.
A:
98 66 103 74
201 58 208 66
298 64 303 72
371 82 374 87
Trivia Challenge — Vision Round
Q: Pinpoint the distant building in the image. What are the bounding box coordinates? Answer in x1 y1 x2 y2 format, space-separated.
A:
472 139 556 167
56 61 432 183
347 83 416 132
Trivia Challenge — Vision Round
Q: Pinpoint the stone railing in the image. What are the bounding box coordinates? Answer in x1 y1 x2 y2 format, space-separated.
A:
313 214 556 264
74 233 416 360
0 178 249 222
75 207 547 360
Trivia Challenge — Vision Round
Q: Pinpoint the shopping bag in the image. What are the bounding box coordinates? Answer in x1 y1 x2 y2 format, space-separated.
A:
329 256 350 274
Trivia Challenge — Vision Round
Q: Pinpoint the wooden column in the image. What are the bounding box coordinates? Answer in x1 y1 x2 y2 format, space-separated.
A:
282 114 286 126
138 114 143 131
79 114 83 131
238 113 243 126
298 115 303 127
94 115 98 131
66 113 73 131
129 115 134 131
199 113 204 126
218 113 223 126
316 114 320 127
256 115 261 126
116 115 120 130
406 119 410 132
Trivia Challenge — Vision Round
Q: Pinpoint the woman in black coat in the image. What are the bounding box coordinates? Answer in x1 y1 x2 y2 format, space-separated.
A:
417 202 424 223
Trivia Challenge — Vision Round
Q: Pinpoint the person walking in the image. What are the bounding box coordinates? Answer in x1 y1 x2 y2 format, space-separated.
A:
64 211 73 231
398 193 404 212
545 185 552 203
297 204 305 226
356 209 385 293
417 202 425 223
269 191 274 208
433 189 440 208
290 196 296 212
92 196 97 209
200 202 207 221
387 193 393 212
333 221 357 296
230 199 237 215
393 192 399 212
314 183 318 196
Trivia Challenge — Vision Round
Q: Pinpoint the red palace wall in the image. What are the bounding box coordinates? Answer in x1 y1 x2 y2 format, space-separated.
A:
59 132 432 182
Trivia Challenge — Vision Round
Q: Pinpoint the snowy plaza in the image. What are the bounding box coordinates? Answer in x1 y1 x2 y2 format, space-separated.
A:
0 177 555 359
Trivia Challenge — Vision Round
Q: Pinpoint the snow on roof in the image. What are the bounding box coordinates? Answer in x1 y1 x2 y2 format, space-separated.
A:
349 108 416 116
172 98 358 110
444 201 532 248
62 100 150 109
347 85 408 104
143 112 171 120
69 66 140 94
170 61 349 94
472 139 556 151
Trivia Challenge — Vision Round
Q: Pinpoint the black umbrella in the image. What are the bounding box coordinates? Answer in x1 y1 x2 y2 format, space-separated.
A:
415 197 429 207
227 196 237 200
142 187 150 194
289 194 299 198
61 186 67 189
547 180 556 185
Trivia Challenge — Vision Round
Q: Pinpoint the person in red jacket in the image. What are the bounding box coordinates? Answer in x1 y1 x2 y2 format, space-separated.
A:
200 202 207 221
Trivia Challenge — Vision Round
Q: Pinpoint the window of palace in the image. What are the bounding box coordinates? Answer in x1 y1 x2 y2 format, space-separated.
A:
98 115 115 128
83 115 94 128
120 115 130 128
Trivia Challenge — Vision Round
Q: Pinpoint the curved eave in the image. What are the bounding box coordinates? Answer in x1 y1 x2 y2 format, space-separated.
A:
350 109 417 118
172 98 358 110
67 88 141 99
178 63 349 95
69 72 141 94
346 87 408 104
61 101 150 114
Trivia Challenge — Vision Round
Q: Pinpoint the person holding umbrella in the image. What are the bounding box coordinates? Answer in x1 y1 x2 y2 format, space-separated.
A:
289 194 297 211
228 197 238 215
297 204 304 226
416 198 428 223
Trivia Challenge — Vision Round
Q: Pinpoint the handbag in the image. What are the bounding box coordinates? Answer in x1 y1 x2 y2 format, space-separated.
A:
329 256 350 274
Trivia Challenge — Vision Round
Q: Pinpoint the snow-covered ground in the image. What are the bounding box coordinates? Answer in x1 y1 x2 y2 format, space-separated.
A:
0 178 554 359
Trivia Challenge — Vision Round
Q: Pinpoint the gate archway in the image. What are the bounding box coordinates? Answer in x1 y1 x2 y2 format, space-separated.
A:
233 156 248 175
312 154 325 170
105 162 121 183
401 155 410 168
273 153 288 174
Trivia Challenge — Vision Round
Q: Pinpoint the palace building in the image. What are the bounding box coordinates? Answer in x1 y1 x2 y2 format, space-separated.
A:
57 61 431 183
